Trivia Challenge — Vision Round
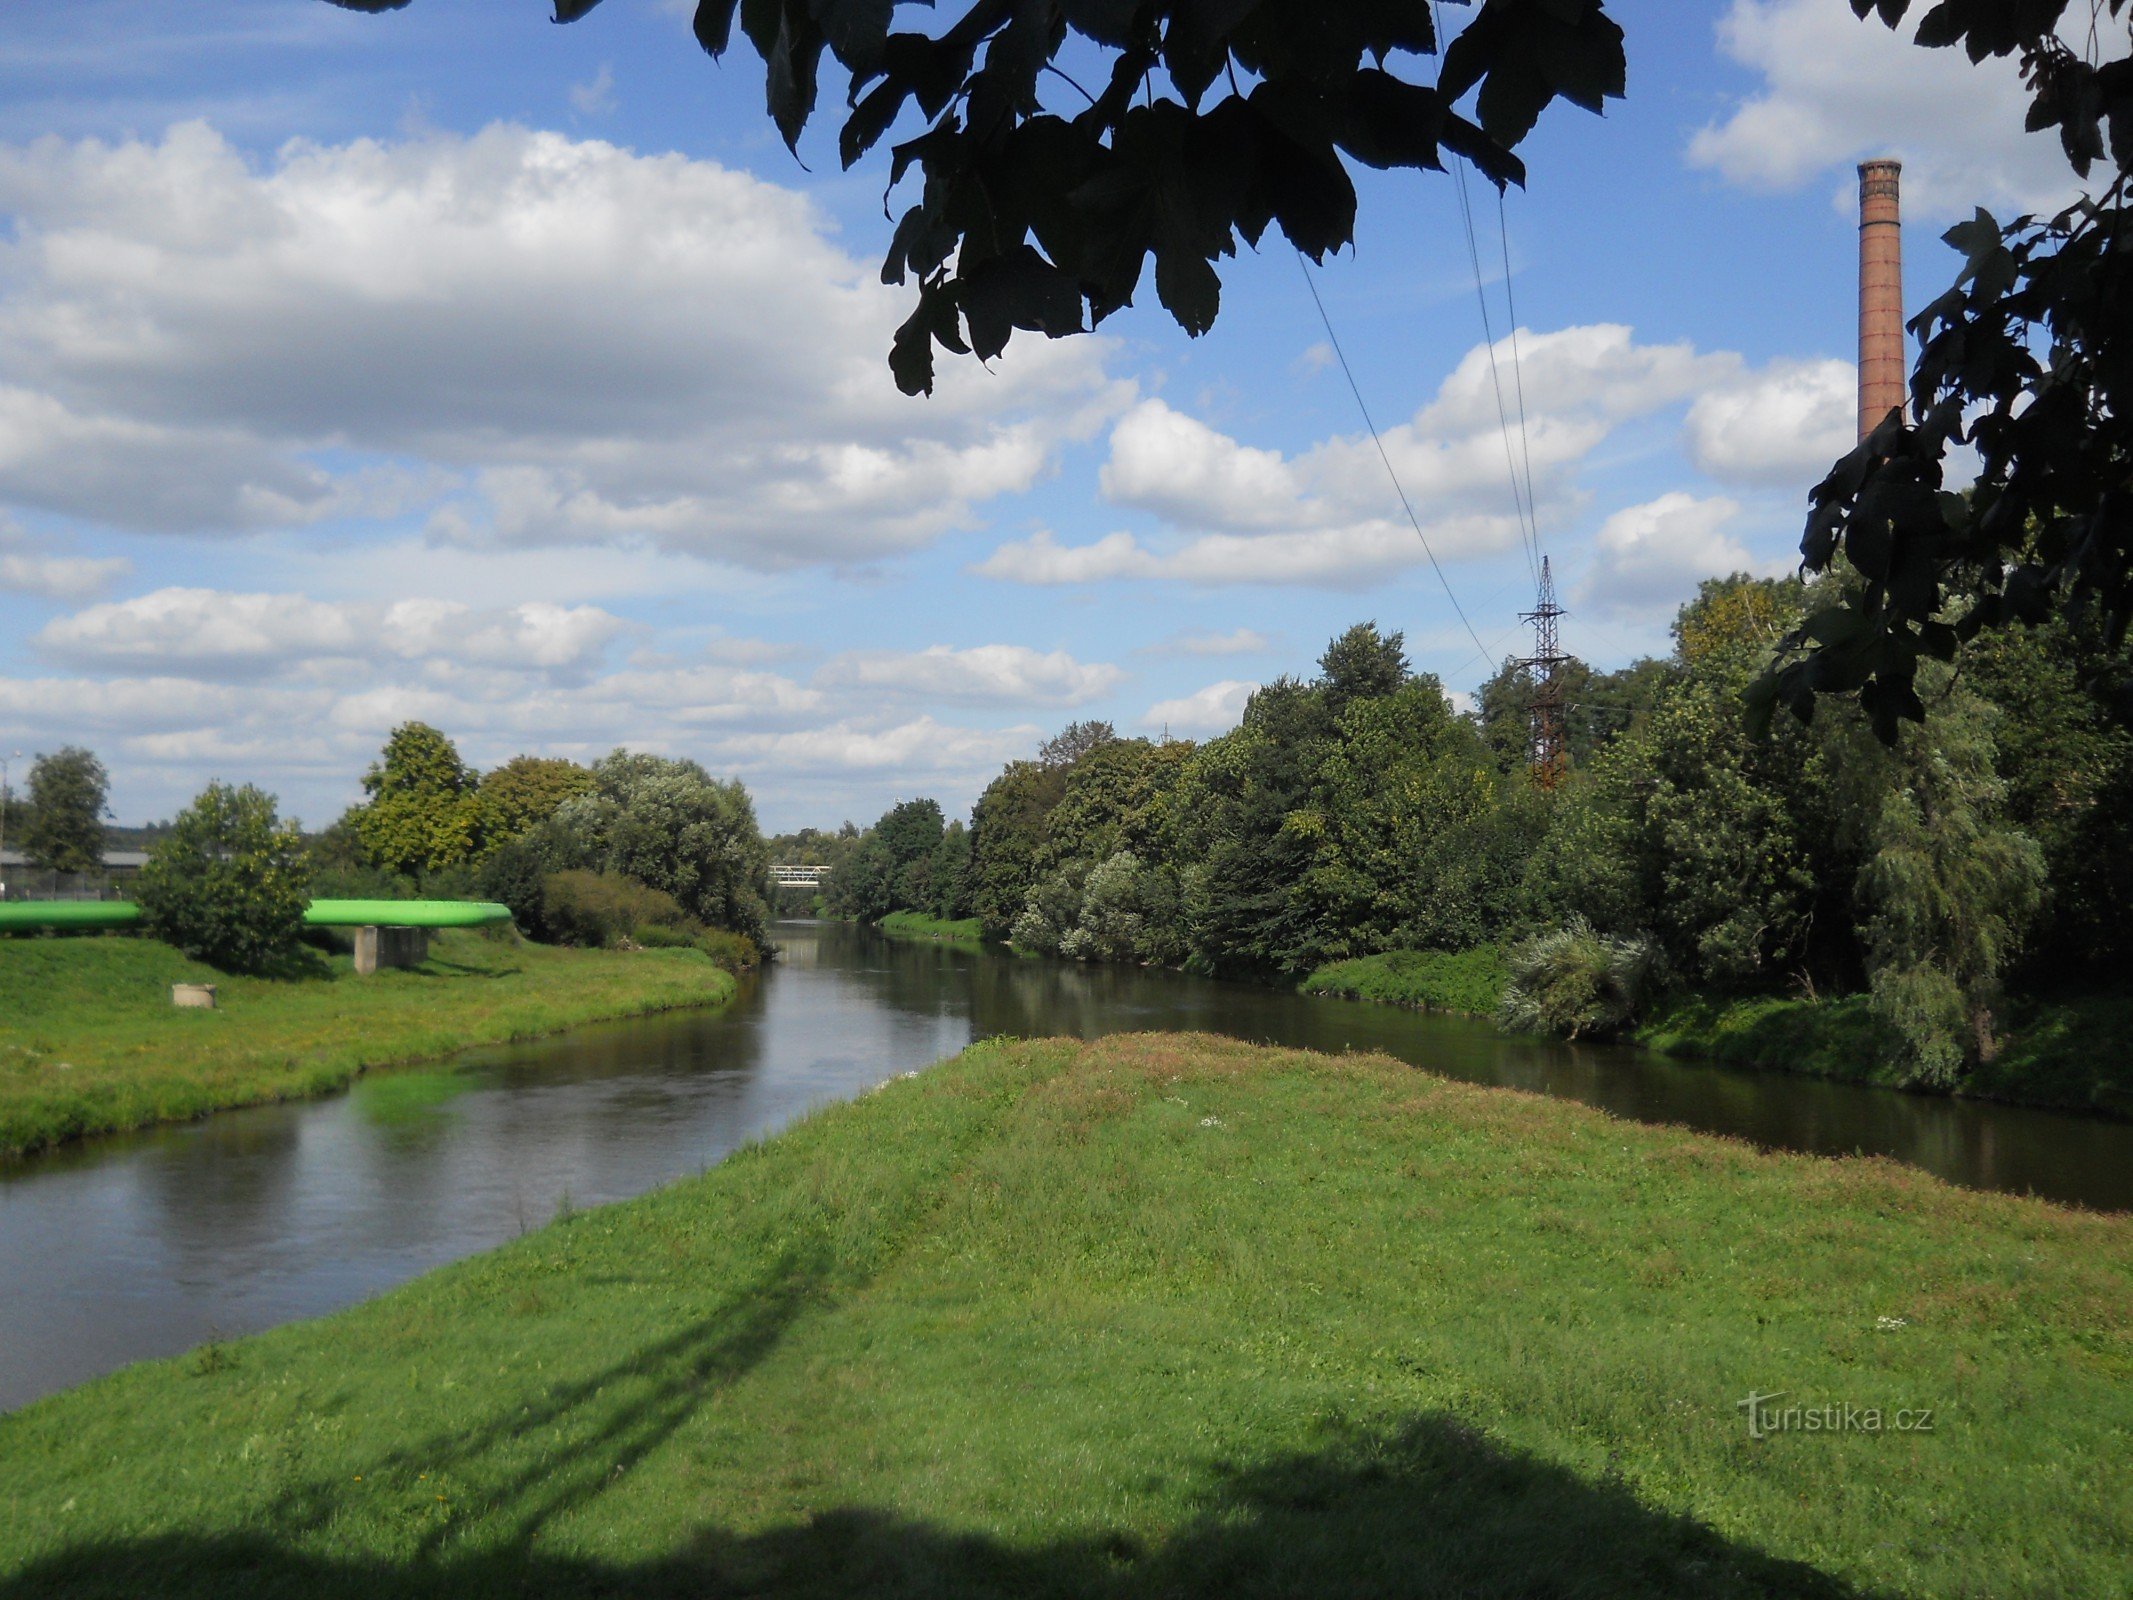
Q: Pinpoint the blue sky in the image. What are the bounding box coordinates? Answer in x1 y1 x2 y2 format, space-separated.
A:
0 0 2086 830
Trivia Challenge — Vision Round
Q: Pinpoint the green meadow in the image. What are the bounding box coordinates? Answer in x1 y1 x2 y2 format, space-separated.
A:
0 932 737 1160
2 1032 2125 1598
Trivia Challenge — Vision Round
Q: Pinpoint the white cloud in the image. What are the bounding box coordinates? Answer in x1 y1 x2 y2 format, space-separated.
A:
1140 679 1257 737
1576 493 1760 619
0 544 128 600
984 325 1737 588
971 529 1161 585
1150 627 1270 657
717 716 1038 776
1687 0 2095 217
33 586 627 678
569 64 616 117
0 121 1127 564
1686 357 1856 486
817 644 1125 706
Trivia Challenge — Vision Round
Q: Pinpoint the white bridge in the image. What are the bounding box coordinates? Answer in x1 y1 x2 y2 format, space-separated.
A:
767 863 833 889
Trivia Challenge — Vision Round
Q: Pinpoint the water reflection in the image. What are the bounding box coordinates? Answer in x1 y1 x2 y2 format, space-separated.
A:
1 920 2125 1412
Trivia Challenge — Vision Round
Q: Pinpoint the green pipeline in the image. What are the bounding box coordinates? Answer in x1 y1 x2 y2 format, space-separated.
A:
0 900 511 931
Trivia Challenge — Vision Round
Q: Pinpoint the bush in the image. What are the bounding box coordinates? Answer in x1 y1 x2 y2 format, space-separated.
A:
692 928 761 972
478 837 551 940
1499 919 1659 1040
541 870 691 948
136 783 308 974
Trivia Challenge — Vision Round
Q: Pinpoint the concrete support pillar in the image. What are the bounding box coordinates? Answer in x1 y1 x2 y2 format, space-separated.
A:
353 925 428 975
1858 158 1905 441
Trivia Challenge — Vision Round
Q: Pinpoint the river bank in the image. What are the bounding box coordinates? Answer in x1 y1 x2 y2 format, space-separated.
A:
876 910 985 944
0 931 738 1160
2 1030 2125 1598
1297 948 2130 1118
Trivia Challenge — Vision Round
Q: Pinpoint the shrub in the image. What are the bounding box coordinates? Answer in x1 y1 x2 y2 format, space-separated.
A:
1499 919 1659 1040
136 783 308 974
692 927 761 972
541 870 691 948
478 837 551 940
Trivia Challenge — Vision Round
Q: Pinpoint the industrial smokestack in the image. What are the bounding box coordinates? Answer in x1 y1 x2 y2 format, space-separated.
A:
1857 158 1904 440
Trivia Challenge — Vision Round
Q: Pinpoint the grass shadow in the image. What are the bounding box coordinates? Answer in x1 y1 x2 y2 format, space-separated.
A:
5 1412 1886 1599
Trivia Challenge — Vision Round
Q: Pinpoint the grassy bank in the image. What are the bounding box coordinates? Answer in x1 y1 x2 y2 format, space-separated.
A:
0 931 737 1160
1299 946 1506 1017
876 910 986 944
3 1032 2126 1598
1635 990 2133 1116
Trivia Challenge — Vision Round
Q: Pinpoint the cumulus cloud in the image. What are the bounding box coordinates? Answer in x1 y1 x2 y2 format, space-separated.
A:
1687 0 2096 217
1140 679 1257 737
1576 493 1760 619
33 586 627 678
0 121 1126 564
569 64 616 117
818 644 1124 706
982 325 1738 588
1686 357 1856 486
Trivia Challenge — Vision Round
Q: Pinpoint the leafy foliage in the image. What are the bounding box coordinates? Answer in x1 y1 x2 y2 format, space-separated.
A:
554 751 773 945
478 756 595 846
540 869 695 949
333 0 1623 392
136 783 308 974
1758 0 2133 737
20 746 110 875
353 722 483 879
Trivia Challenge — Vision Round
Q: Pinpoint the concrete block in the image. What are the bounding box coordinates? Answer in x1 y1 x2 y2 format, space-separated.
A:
353 925 429 975
171 983 217 1009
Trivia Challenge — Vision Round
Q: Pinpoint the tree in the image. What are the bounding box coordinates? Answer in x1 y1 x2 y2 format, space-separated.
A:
555 751 772 943
333 0 1623 393
1317 621 1409 714
353 723 483 878
968 758 1069 938
1851 673 2046 1083
21 746 109 874
478 756 595 847
1758 1 2133 737
136 783 308 973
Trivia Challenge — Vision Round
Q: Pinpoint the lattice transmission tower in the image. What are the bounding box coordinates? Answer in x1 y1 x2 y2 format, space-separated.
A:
1518 556 1570 789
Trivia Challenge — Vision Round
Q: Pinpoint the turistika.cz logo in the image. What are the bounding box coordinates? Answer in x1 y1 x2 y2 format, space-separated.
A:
1736 1390 1937 1440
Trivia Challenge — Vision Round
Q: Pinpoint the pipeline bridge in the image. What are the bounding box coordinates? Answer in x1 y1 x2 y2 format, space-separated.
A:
767 863 833 889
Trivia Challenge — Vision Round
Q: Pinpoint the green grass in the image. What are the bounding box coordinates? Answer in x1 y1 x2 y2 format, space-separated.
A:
0 931 737 1160
876 910 986 944
1299 946 1507 1017
1636 990 2133 1115
2 1032 2125 1599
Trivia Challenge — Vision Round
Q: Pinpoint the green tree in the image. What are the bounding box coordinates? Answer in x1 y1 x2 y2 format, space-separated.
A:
968 759 1069 940
555 751 772 944
21 746 109 874
1852 675 2046 1084
932 820 974 920
1317 621 1409 715
353 723 483 878
478 756 595 848
136 783 307 974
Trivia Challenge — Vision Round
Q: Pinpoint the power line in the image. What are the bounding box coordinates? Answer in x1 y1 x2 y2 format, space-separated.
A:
1294 251 1493 665
1496 186 1542 560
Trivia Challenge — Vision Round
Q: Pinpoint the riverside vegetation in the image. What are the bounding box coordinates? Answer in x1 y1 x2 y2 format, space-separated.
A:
1 1032 2126 1599
823 577 2132 1114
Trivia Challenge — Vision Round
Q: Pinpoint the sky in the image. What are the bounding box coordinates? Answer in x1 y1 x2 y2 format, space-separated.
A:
0 0 2092 832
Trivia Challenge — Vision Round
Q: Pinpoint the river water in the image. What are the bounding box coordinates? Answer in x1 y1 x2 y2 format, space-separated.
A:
3 920 2127 1411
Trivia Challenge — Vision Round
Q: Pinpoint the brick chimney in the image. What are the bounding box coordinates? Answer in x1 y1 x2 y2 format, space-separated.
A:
1857 158 1904 440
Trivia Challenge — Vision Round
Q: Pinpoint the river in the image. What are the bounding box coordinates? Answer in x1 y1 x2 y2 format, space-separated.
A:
3 920 2127 1411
